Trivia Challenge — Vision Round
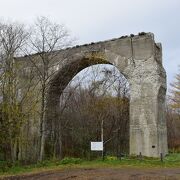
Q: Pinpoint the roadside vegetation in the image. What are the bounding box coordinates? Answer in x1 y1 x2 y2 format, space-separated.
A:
0 153 180 177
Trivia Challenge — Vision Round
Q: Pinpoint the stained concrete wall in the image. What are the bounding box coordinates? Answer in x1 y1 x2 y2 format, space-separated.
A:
19 32 168 157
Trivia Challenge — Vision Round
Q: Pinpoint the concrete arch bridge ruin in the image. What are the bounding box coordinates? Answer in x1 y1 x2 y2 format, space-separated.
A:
20 32 168 157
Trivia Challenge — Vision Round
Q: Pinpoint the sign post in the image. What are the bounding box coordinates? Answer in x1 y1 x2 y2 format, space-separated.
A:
101 119 104 160
90 120 104 160
91 142 103 151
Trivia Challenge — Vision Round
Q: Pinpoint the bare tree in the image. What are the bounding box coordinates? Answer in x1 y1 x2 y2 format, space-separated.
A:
169 66 180 114
27 16 73 161
0 21 30 161
166 67 180 151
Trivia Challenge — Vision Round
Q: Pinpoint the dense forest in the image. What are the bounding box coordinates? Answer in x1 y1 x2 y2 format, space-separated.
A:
0 17 179 164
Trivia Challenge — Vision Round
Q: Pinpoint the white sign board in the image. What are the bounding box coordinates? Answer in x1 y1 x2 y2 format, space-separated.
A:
91 142 103 151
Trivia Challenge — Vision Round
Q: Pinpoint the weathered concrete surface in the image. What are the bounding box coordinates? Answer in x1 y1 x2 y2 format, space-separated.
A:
20 32 168 157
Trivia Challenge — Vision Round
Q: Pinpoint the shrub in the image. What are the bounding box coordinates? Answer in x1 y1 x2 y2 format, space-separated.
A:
105 156 117 161
60 157 82 165
0 161 13 172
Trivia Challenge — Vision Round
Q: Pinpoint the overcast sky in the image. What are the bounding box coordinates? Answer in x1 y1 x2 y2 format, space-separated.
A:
0 0 179 89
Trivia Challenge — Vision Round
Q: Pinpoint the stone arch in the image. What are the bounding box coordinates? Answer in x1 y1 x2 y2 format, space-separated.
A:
43 33 167 157
45 54 111 129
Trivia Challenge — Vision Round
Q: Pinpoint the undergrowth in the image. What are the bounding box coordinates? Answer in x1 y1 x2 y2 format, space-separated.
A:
0 153 179 176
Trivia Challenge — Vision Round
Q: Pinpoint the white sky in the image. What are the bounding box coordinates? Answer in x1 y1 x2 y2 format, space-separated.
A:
0 0 180 89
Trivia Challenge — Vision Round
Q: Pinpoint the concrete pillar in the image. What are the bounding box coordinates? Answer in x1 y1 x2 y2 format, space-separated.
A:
128 40 168 157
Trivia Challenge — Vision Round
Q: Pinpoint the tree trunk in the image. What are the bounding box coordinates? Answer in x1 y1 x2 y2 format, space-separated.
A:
39 86 46 161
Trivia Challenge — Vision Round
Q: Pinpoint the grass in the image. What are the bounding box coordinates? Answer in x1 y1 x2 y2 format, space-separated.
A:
0 153 180 177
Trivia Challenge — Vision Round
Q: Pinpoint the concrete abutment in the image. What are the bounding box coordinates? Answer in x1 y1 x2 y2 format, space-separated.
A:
19 32 168 157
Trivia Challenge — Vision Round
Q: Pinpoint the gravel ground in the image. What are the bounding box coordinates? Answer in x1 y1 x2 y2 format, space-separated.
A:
1 167 180 180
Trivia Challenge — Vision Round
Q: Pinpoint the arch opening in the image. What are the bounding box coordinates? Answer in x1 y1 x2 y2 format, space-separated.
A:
45 57 130 159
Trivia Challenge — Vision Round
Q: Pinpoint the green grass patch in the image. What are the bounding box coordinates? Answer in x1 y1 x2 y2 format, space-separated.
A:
0 153 179 177
59 157 82 165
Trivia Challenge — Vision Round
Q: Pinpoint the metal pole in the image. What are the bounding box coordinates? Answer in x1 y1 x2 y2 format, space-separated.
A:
139 152 142 161
160 153 163 162
101 119 104 160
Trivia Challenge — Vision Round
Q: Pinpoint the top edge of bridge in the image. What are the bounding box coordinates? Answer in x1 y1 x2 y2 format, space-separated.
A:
16 32 156 59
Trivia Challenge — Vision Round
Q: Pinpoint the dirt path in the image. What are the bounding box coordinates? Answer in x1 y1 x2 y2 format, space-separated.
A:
1 167 180 180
